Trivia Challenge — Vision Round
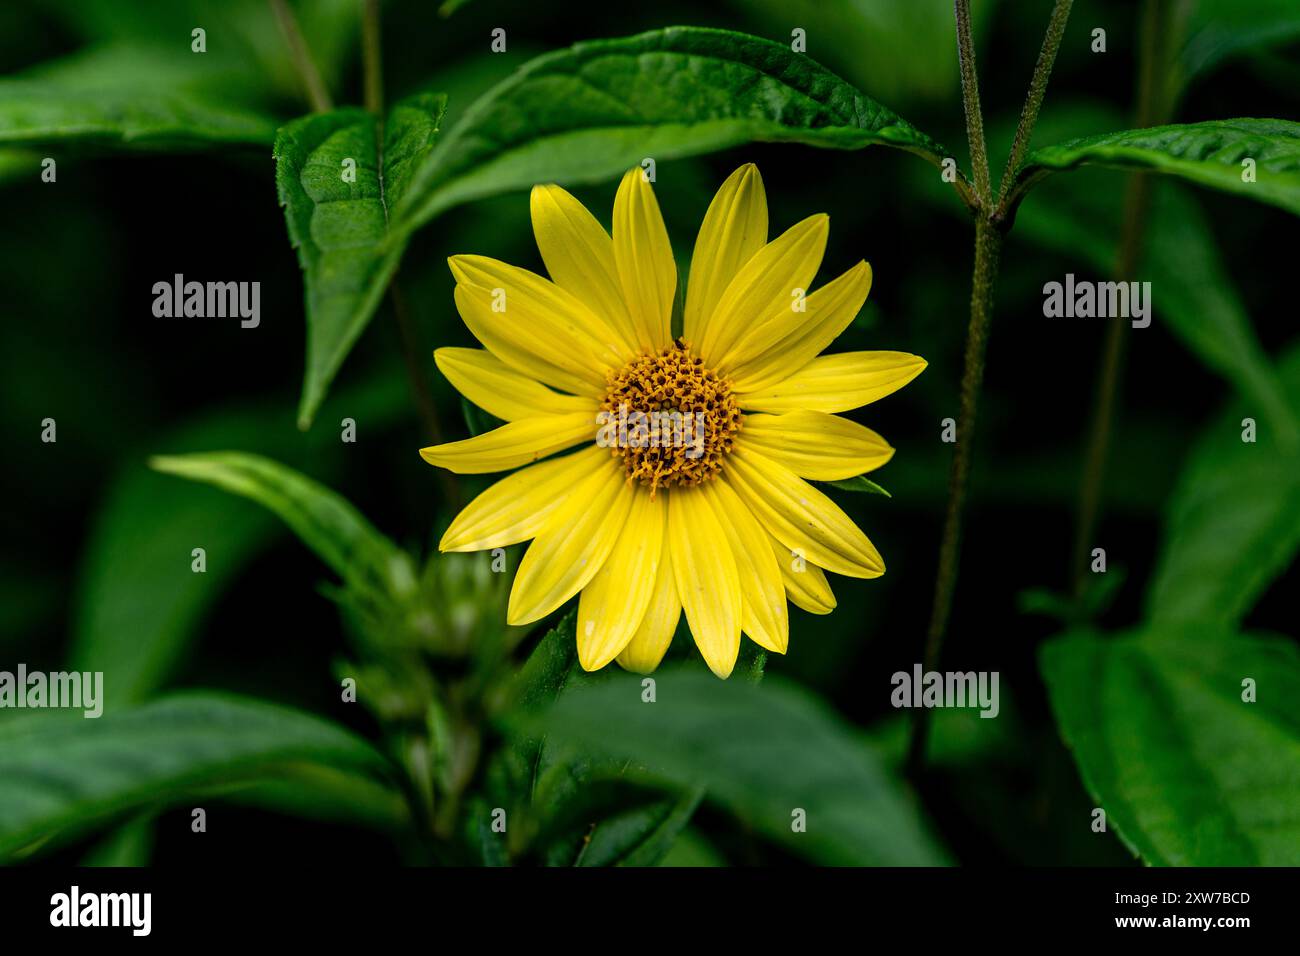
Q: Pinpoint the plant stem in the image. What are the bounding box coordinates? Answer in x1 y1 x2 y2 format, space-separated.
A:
954 0 992 207
268 0 333 112
358 0 459 506
391 284 459 503
1070 0 1167 596
1070 175 1152 593
996 0 1074 210
909 0 1074 776
362 0 384 115
908 220 1002 776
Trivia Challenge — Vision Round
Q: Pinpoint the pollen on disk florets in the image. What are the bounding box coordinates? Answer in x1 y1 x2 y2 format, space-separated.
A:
601 339 742 496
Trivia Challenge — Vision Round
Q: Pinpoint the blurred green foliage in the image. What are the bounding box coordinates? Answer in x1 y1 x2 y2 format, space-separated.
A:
0 0 1297 867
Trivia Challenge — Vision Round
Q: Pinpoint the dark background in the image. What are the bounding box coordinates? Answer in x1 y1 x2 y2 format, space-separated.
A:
2 0 1296 865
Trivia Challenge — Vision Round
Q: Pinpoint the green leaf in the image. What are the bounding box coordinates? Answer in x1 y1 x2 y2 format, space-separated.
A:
827 475 892 497
1017 568 1126 626
1009 119 1300 218
438 0 476 16
576 787 705 867
508 611 580 795
1146 345 1300 626
1040 627 1300 865
69 377 408 705
71 426 278 706
216 763 411 833
42 1 358 108
731 0 998 107
395 26 950 233
1015 176 1295 436
0 45 277 149
1180 0 1300 86
274 92 446 428
504 613 702 866
149 450 410 600
0 692 399 859
657 826 726 866
281 27 949 423
80 816 155 867
512 666 949 865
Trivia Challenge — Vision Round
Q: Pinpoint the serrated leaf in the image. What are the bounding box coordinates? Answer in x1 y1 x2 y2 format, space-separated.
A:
511 666 949 865
274 93 446 427
394 26 950 232
281 27 949 423
1146 345 1300 626
1040 628 1300 865
0 692 399 860
827 475 892 496
149 451 409 600
1009 119 1300 218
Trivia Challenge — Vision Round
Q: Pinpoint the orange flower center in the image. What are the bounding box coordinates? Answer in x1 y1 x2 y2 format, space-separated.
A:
600 341 742 496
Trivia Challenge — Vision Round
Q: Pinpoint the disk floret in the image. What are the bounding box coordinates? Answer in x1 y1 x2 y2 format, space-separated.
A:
602 340 742 494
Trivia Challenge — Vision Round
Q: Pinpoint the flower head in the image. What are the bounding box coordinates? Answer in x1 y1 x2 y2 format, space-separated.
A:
421 165 926 678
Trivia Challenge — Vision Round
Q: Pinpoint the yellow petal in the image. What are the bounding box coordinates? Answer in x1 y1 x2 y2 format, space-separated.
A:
617 533 681 675
684 164 767 345
725 260 872 389
507 460 633 625
454 284 602 396
697 213 828 365
724 445 884 579
439 447 607 552
612 168 675 353
577 487 665 671
419 411 595 474
434 347 593 422
668 488 741 678
530 184 638 355
738 411 894 481
738 351 928 414
769 535 837 614
450 255 626 382
701 480 788 654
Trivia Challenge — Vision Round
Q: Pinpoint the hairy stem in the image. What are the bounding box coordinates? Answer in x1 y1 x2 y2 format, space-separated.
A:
268 0 332 112
996 0 1075 210
1070 0 1167 596
908 221 1002 775
910 0 1074 774
954 0 992 207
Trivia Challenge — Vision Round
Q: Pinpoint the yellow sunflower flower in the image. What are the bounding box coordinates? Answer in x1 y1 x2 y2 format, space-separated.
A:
421 164 926 678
